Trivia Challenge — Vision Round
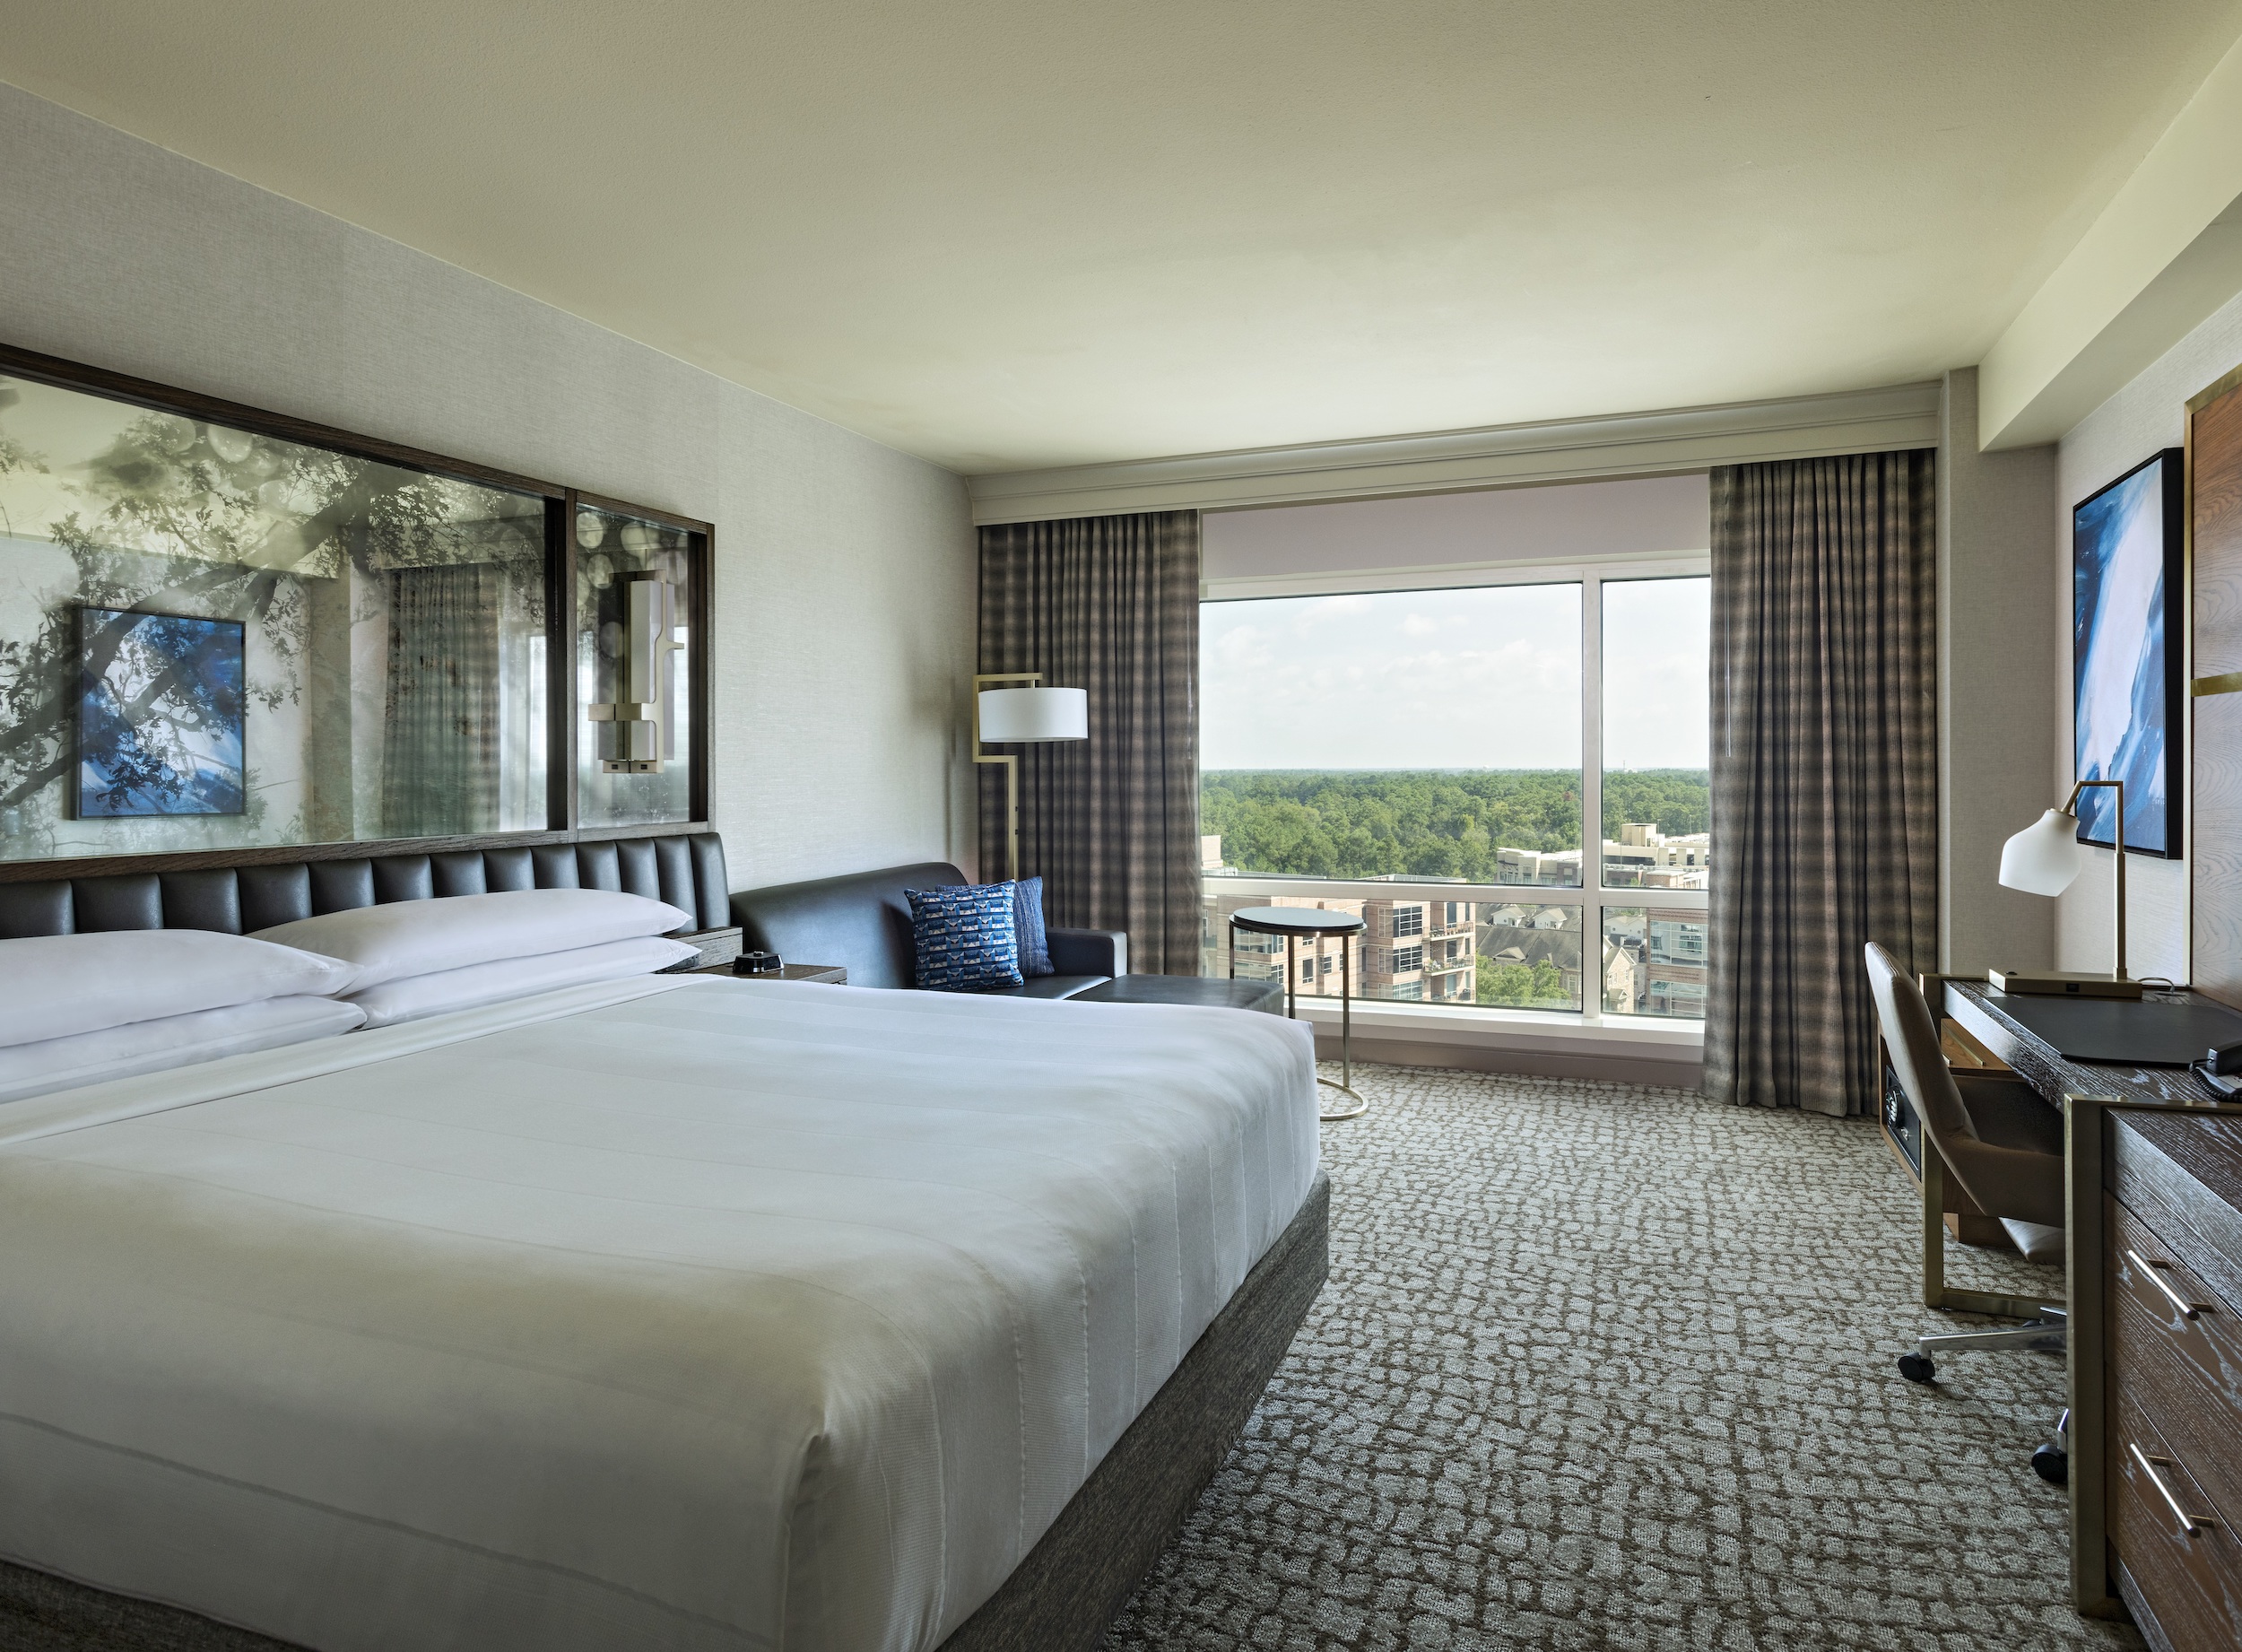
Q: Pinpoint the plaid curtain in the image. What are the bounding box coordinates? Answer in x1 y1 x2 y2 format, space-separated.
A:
978 510 1201 975
381 562 501 837
1704 452 1938 1117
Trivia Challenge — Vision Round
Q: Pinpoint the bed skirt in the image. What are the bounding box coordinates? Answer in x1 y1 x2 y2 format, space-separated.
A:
0 1171 1331 1652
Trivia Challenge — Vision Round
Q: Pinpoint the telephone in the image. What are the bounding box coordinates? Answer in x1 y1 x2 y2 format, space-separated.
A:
2189 1041 2242 1097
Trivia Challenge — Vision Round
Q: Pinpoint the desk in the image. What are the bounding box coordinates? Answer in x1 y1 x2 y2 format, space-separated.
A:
1926 978 2242 1635
1942 981 2230 1110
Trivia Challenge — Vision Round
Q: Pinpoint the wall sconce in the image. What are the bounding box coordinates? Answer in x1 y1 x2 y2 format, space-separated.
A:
588 572 682 774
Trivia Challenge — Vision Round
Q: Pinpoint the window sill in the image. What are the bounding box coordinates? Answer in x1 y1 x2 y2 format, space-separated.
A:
1282 995 1698 1040
1278 995 1705 1077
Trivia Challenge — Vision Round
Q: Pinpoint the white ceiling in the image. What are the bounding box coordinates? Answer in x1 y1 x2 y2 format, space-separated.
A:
3 1 2238 474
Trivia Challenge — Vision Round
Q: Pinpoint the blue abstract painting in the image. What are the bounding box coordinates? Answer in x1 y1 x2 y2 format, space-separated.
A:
76 607 245 818
2073 452 2181 856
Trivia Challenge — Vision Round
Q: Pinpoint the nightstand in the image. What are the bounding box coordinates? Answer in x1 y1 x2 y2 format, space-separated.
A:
667 926 743 970
693 963 847 984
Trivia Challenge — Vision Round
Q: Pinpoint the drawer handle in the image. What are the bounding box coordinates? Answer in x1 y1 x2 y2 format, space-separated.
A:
2127 1250 2209 1320
2130 1443 2220 1536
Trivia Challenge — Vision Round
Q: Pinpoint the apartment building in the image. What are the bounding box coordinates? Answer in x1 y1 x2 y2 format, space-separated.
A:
1201 889 1477 1004
1602 822 1712 890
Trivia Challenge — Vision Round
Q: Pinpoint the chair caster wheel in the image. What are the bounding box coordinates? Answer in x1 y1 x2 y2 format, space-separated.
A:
2032 1445 2069 1485
1897 1352 1936 1383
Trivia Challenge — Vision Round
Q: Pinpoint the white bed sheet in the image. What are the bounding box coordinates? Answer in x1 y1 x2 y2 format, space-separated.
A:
0 976 1317 1652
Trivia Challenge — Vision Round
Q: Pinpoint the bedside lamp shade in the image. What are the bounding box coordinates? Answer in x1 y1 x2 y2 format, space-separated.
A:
978 686 1088 743
1998 808 2084 897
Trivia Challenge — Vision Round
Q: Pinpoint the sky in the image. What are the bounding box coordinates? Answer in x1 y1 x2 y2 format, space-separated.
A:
1201 576 1708 770
1603 576 1711 770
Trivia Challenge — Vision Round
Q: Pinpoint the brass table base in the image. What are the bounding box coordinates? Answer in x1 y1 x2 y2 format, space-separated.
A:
1229 909 1369 1126
1317 1076 1367 1122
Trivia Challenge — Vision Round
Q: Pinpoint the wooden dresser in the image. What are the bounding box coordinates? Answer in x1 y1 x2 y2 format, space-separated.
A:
2072 1105 2242 1649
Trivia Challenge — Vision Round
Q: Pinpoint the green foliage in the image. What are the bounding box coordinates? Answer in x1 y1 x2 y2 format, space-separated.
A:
1476 954 1567 1008
1602 770 1710 839
1200 769 1708 882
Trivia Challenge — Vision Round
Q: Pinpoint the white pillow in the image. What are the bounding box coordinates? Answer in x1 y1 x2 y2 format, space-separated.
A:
0 996 367 1105
250 888 694 992
343 935 698 1029
0 930 358 1048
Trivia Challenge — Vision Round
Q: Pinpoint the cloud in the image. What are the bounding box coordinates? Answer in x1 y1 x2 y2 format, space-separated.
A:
1202 584 1591 769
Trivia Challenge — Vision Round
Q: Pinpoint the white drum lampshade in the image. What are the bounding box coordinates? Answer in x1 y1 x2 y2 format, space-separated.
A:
1998 807 2084 897
978 686 1088 743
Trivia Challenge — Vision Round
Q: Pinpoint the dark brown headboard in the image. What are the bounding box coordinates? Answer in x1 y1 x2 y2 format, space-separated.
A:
0 830 728 941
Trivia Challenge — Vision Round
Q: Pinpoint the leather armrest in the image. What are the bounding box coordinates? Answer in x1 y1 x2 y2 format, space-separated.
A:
1048 927 1128 978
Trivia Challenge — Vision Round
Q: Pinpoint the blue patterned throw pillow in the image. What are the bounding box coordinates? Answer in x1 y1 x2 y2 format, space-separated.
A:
906 883 1023 991
1012 875 1053 978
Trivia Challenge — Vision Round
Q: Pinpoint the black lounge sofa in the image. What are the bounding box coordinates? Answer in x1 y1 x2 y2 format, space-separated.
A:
730 862 1280 1013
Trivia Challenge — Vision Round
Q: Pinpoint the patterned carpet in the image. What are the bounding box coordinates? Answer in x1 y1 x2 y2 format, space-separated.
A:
1106 1065 2142 1652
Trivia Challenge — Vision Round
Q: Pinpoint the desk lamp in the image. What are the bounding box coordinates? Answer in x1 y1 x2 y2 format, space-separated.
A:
973 674 1088 882
1991 778 2143 999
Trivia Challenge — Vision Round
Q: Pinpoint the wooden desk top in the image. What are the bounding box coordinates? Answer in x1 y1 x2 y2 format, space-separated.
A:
1942 979 2221 1109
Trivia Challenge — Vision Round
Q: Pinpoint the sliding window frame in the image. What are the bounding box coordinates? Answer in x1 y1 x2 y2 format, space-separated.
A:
1199 550 1711 1025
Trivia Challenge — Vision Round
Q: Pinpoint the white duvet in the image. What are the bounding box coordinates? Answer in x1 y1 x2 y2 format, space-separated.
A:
0 976 1317 1652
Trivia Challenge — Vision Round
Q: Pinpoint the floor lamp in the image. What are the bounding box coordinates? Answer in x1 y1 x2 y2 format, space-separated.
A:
974 674 1088 882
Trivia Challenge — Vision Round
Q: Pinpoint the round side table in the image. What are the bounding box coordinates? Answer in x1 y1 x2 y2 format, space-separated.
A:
1229 905 1367 1121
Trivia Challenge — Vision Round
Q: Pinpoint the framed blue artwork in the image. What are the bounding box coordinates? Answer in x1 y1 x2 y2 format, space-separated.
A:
75 607 246 818
2073 449 2184 857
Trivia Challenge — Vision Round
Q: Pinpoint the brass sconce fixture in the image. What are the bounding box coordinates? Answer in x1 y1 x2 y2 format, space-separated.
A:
588 571 682 774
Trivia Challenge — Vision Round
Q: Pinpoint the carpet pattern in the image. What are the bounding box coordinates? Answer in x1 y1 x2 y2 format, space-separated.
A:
1105 1065 2142 1652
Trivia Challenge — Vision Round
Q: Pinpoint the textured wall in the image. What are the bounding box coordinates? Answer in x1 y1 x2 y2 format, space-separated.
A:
1937 367 2058 976
0 81 977 891
2054 284 2242 984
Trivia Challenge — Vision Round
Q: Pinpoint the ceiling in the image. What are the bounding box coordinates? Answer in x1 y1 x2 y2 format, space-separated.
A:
4 1 2239 474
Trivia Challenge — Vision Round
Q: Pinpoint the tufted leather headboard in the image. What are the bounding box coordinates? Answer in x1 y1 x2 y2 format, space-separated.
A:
0 832 729 940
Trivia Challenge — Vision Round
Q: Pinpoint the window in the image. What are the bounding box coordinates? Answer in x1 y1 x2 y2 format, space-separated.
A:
1200 561 1708 1022
1199 584 1582 887
1601 578 1710 894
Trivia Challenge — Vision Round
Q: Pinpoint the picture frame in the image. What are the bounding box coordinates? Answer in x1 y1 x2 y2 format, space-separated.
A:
75 606 247 819
2072 448 2185 857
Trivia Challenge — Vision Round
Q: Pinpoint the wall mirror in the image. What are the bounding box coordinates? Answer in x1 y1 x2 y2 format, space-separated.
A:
0 347 710 873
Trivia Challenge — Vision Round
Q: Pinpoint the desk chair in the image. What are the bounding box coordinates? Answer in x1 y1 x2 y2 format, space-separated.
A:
1864 944 2070 1482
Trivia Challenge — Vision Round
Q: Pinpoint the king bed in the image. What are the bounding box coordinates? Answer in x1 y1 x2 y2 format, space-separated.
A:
0 833 1327 1652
